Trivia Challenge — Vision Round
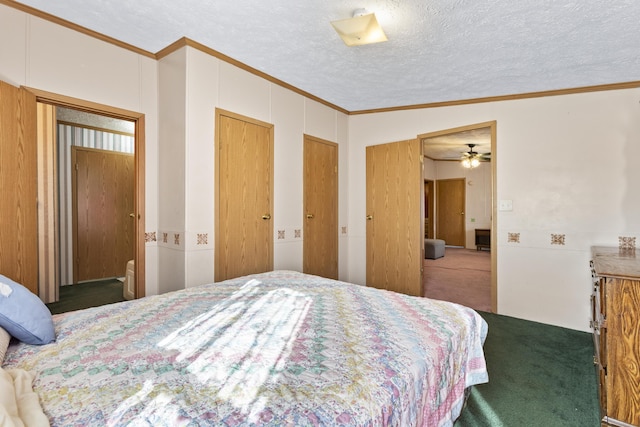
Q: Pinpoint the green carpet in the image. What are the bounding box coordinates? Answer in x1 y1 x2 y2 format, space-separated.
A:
46 279 125 315
456 312 600 426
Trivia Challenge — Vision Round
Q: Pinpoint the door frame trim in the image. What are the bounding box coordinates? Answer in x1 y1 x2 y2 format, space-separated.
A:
25 87 146 298
418 120 497 312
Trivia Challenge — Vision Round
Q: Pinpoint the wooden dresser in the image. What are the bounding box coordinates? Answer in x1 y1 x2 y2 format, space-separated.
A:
591 246 640 427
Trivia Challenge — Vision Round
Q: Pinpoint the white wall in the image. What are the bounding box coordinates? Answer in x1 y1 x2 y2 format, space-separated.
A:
349 89 640 331
157 48 188 294
0 3 160 296
156 46 350 291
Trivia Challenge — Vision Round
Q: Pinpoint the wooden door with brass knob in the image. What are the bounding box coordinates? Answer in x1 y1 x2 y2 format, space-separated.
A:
303 135 338 279
215 109 274 281
366 139 423 297
72 146 134 282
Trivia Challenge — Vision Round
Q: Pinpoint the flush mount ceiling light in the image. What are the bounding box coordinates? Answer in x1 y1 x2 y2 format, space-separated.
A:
331 9 388 46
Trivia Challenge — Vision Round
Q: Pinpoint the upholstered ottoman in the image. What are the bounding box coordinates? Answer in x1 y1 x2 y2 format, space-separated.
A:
424 239 445 259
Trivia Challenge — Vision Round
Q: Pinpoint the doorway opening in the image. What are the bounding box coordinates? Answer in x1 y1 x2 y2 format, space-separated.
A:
419 121 497 312
30 88 146 305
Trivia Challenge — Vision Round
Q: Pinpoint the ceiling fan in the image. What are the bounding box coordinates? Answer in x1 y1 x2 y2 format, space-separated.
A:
460 144 490 168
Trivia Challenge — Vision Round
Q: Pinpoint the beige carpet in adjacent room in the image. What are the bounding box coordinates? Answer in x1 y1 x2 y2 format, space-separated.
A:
424 247 491 312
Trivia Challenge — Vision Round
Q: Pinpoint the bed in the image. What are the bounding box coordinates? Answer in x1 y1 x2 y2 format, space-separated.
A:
2 270 488 426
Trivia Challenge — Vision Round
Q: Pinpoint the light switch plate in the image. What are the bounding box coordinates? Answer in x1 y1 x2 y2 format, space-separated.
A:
499 200 513 211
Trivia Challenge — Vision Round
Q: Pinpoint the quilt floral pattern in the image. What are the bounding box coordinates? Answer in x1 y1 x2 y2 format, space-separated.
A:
4 271 488 426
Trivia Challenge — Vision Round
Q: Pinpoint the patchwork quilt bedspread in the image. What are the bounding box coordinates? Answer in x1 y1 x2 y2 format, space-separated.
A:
4 271 488 426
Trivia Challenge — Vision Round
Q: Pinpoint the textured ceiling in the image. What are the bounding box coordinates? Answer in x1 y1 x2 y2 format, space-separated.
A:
423 127 491 161
13 0 640 111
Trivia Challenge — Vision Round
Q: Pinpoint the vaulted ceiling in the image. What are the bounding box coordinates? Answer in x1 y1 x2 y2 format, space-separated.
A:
11 0 640 112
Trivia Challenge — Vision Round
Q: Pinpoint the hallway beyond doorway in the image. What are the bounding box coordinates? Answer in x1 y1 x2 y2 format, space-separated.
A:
423 247 491 312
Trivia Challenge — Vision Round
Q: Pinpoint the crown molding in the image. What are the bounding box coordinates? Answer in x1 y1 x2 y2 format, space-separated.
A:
157 38 349 115
349 81 640 115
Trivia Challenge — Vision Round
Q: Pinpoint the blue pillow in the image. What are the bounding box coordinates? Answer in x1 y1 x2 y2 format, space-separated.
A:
0 275 55 345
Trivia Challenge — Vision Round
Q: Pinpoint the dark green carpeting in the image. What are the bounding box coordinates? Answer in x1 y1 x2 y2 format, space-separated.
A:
45 279 125 315
456 312 599 426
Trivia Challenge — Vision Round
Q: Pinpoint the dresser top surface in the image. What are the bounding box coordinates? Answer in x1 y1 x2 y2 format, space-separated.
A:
592 246 640 279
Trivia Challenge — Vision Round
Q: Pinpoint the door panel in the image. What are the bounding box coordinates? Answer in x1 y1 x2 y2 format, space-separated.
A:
366 139 423 297
73 147 134 282
215 110 274 281
0 81 38 293
303 135 338 279
436 178 465 246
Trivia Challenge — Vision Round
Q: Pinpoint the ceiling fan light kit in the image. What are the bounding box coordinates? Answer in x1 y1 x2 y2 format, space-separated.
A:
331 9 388 46
460 143 489 169
461 157 481 169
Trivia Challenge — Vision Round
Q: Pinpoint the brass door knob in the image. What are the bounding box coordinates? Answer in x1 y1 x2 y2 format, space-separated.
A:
366 215 373 220
306 214 314 219
262 214 271 220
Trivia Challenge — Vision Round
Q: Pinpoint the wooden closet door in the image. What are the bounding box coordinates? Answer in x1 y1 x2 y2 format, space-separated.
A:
303 135 338 279
72 147 134 282
366 139 423 297
0 81 38 293
215 110 274 281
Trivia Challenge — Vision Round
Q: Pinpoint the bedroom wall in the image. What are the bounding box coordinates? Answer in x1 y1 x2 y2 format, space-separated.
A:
4 3 638 333
157 46 350 291
349 89 640 332
0 3 160 295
